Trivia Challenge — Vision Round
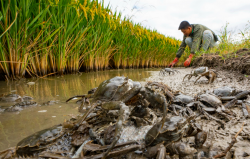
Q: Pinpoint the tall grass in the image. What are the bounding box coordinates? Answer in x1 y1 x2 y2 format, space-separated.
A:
0 0 180 80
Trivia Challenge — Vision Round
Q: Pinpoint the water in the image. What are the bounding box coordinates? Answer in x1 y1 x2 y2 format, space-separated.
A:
0 68 156 151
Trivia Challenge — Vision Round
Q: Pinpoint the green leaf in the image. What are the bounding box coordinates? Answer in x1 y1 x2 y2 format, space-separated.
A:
41 27 61 45
27 6 49 30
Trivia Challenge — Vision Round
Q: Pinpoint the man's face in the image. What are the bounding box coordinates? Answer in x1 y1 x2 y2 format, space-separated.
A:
181 27 192 36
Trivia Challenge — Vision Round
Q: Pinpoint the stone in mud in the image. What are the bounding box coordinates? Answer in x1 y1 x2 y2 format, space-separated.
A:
0 94 22 102
0 106 5 113
22 96 33 101
42 100 58 105
4 101 37 112
14 96 33 102
0 94 33 103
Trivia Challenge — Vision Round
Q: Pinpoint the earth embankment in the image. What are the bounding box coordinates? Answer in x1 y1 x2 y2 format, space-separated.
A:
192 48 250 76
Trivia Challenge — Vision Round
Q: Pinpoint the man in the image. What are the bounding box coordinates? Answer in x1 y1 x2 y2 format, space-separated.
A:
169 21 218 67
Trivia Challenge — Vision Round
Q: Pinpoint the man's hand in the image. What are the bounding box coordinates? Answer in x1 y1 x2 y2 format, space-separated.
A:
183 54 194 67
168 57 179 68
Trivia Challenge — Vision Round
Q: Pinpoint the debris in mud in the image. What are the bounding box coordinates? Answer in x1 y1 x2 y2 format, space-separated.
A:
38 110 47 113
0 75 250 159
27 82 35 85
213 122 245 158
42 100 59 105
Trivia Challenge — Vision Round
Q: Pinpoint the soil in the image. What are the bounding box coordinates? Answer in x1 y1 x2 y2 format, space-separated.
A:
192 48 250 77
142 68 250 158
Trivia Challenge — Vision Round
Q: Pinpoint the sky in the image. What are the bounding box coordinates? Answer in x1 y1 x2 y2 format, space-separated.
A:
102 0 250 41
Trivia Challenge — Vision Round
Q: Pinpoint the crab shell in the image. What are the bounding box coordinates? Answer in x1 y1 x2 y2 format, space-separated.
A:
199 94 222 108
92 76 141 102
174 94 194 105
193 67 208 75
213 86 236 97
16 125 63 156
164 68 173 72
145 116 188 146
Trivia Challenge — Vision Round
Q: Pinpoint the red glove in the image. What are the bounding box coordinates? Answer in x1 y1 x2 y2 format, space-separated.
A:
184 54 194 67
168 57 179 67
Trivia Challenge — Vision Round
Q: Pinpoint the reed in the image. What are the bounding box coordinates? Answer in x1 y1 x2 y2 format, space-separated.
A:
0 0 180 80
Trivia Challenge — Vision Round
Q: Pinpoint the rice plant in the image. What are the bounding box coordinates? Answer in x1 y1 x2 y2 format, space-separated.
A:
0 0 180 80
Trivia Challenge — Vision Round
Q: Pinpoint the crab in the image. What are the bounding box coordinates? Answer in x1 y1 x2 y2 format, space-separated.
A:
15 125 65 157
223 90 250 108
130 105 157 127
159 68 180 76
213 86 236 97
2 76 212 158
212 87 248 103
174 93 195 105
166 93 195 115
13 120 94 158
198 93 223 108
145 108 207 158
183 67 218 84
66 76 172 159
85 107 207 159
187 93 236 127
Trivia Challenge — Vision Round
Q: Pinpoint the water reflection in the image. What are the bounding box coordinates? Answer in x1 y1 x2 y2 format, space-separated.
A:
0 68 156 151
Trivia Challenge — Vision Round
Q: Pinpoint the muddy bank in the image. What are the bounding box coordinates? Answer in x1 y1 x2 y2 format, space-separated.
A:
192 48 250 76
145 68 250 158
1 68 250 158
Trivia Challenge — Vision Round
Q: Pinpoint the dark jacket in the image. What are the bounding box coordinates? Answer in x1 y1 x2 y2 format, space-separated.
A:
176 24 218 58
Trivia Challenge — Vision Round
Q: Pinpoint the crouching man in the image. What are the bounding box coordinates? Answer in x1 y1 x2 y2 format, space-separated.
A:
169 21 218 67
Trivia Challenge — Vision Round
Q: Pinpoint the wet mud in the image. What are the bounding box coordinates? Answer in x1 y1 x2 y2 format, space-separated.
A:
145 68 250 158
1 67 250 158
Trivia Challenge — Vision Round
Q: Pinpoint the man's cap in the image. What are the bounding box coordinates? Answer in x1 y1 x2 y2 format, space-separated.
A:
178 21 191 30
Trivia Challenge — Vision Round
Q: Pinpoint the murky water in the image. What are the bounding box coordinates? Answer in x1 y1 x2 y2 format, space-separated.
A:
0 68 156 151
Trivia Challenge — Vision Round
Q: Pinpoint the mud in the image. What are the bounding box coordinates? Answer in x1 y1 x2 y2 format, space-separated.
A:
1 67 250 158
145 68 250 97
192 48 250 76
144 68 250 158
